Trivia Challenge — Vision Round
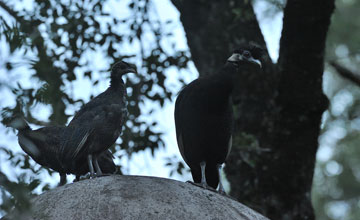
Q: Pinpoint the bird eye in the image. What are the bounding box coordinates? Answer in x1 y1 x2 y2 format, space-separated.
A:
243 51 251 58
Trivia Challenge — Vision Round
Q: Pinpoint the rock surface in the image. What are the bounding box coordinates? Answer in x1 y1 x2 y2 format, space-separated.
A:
27 175 268 220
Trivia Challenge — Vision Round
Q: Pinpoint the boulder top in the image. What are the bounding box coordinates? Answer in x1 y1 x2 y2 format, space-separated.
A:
24 175 269 220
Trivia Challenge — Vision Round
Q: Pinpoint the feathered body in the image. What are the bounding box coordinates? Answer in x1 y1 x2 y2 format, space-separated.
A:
175 64 235 189
174 45 262 191
12 118 115 185
60 61 136 176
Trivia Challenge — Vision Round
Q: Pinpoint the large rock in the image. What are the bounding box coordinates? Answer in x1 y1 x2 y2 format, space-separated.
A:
27 175 268 220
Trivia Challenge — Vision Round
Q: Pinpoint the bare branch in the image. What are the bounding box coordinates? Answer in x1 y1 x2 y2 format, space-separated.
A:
330 61 360 87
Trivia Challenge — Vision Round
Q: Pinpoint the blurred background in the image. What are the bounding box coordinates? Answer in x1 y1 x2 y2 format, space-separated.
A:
0 0 359 219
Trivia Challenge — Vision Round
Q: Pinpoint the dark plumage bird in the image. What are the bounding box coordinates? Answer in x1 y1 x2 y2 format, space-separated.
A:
9 117 116 185
174 45 262 193
60 61 136 177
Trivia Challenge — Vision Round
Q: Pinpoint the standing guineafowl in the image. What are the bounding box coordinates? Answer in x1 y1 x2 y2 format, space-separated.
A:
174 45 262 193
61 61 136 177
9 117 116 185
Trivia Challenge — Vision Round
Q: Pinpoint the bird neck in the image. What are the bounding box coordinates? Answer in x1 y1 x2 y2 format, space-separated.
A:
18 124 31 132
9 117 31 131
110 76 125 90
210 62 238 93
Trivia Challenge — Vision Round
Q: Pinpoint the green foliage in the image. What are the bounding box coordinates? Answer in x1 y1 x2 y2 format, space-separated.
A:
224 131 271 211
231 132 265 168
0 146 51 218
164 155 187 177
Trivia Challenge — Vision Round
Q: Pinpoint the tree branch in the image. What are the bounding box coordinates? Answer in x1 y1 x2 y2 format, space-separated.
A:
329 61 360 87
277 0 335 108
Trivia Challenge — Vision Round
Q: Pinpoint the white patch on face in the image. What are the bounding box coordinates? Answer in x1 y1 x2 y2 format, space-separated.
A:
228 53 262 68
247 57 262 68
227 53 242 62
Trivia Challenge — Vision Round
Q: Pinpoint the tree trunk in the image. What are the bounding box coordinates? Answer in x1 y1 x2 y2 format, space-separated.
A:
171 0 335 219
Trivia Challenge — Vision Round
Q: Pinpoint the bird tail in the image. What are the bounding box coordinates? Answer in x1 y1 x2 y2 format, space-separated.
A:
7 117 31 131
7 117 41 159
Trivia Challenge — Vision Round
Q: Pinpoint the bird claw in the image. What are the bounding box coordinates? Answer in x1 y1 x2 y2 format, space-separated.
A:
218 189 227 195
96 173 111 178
73 175 90 182
88 173 111 179
186 181 228 195
186 181 216 191
186 180 202 188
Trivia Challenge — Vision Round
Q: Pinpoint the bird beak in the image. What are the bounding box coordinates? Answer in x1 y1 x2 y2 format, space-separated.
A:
246 57 262 68
127 64 138 74
228 53 262 68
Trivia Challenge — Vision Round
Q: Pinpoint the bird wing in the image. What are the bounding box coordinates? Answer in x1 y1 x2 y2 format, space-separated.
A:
61 93 125 162
174 89 185 162
70 129 92 160
226 135 232 159
60 123 92 162
71 92 108 121
60 91 107 161
61 108 102 160
176 132 187 164
174 85 195 165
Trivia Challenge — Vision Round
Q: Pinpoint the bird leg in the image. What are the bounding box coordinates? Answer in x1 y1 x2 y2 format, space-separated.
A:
217 164 226 194
58 173 66 186
200 161 208 188
93 155 103 176
87 154 95 178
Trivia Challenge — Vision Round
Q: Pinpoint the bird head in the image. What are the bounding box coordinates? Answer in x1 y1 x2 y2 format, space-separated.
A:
110 61 138 87
227 45 263 68
111 61 137 76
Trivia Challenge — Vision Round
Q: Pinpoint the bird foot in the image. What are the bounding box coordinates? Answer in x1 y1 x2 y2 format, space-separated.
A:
186 180 202 188
87 173 111 179
95 173 111 178
186 181 229 196
73 175 91 183
218 189 227 195
186 181 216 192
